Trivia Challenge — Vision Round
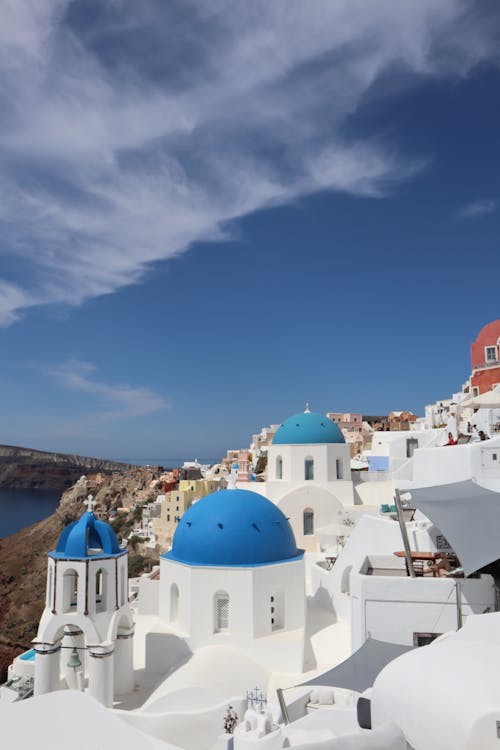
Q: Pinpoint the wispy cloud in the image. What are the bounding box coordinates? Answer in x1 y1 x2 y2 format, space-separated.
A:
47 359 168 418
0 1 499 325
457 199 497 220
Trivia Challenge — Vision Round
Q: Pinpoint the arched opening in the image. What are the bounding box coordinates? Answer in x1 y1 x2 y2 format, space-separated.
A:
121 567 127 607
46 565 53 608
214 591 230 633
95 568 107 613
304 457 314 481
276 456 283 480
341 565 353 594
63 569 79 613
303 508 314 536
170 583 179 622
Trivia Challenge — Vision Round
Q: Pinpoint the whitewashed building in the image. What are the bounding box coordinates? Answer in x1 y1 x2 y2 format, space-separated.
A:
33 502 134 706
153 488 306 673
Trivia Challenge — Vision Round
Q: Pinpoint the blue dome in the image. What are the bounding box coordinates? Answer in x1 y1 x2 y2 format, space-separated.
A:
163 489 302 567
50 512 124 559
273 411 345 445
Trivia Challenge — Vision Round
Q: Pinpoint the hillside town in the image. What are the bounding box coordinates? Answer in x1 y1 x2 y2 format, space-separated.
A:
2 321 500 750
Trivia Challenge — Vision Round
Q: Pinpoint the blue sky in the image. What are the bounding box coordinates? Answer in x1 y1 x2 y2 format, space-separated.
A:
1 1 500 460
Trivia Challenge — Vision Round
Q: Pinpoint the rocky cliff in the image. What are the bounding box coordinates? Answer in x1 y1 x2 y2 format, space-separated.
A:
0 465 160 681
0 444 133 490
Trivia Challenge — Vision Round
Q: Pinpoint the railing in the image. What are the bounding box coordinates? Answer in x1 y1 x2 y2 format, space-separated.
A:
473 358 500 369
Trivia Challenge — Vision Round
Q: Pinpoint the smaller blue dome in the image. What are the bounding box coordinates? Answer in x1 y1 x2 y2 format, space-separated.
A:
51 512 124 559
163 489 302 567
273 411 345 445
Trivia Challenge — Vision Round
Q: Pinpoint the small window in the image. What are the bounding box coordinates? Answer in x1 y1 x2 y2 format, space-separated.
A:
214 592 229 633
170 583 179 622
304 458 314 481
276 456 283 480
406 438 419 458
336 459 343 480
485 346 497 363
303 509 314 536
413 632 441 647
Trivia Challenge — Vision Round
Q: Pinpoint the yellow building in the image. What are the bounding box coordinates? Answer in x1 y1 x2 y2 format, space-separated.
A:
177 478 218 496
152 480 219 551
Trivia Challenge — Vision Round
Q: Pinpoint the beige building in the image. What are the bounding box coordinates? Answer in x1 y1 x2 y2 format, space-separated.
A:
152 479 219 550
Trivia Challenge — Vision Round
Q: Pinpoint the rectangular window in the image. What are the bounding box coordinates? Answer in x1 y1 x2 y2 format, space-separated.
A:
485 346 497 362
336 459 343 479
304 459 314 481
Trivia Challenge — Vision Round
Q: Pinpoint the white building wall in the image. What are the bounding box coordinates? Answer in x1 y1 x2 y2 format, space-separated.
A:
158 557 306 672
350 567 495 649
266 443 353 504
405 434 500 490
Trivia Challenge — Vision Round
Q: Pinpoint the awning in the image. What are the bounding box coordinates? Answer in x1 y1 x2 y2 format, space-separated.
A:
406 480 500 575
298 639 412 693
459 385 500 410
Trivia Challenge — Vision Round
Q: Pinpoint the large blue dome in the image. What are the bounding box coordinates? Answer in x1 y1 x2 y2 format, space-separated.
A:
273 411 345 445
163 489 302 567
50 512 125 559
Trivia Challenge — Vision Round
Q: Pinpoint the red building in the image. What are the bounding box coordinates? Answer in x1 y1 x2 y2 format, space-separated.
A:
470 320 500 395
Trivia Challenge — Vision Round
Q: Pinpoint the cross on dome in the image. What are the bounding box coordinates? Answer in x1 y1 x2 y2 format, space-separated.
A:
304 402 311 413
83 495 96 513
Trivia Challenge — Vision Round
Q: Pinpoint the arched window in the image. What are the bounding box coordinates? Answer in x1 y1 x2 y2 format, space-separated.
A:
121 567 127 607
276 456 283 480
63 569 79 613
304 458 314 481
214 591 230 633
170 583 179 622
303 509 314 536
46 565 53 608
95 568 107 613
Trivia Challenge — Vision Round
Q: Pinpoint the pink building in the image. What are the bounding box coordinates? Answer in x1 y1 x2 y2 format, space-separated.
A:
327 412 364 434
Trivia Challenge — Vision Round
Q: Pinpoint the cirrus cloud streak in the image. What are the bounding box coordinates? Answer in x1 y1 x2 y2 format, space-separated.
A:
0 0 499 325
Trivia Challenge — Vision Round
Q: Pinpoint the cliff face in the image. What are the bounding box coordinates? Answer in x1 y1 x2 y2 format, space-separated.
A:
0 465 160 680
0 444 133 490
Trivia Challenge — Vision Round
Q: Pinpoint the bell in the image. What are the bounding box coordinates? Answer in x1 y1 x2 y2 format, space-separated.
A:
67 648 82 671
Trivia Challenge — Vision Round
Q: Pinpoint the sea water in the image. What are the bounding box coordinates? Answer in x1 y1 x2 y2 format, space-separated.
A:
0 488 61 538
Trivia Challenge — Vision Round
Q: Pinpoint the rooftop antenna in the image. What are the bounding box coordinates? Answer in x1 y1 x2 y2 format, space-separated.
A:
304 402 311 413
83 495 96 514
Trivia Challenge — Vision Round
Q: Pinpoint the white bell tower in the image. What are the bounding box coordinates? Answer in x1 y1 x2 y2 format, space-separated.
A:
34 497 134 706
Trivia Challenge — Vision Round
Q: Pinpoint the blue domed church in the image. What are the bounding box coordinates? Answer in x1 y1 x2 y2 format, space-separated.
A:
265 407 354 551
34 498 134 706
156 489 306 672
